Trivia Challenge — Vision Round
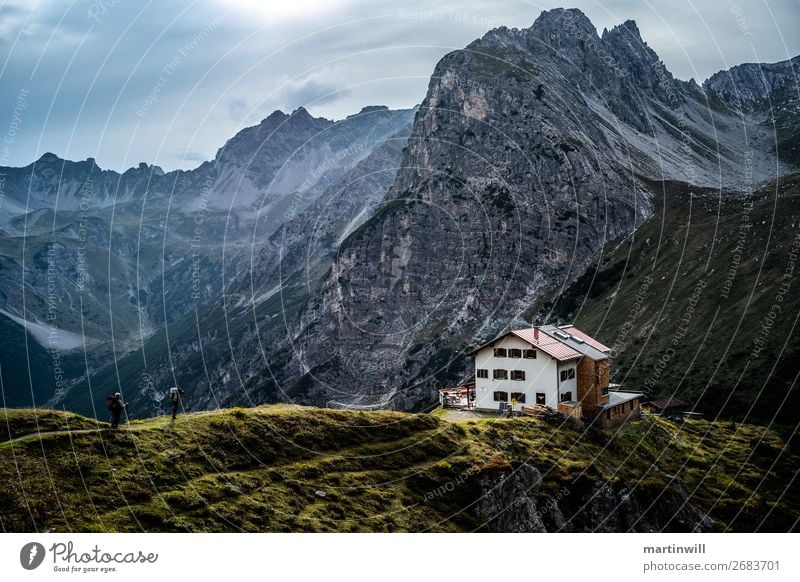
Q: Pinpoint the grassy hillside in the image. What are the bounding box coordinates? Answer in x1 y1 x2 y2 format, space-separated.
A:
1 408 103 441
0 406 796 532
532 174 800 424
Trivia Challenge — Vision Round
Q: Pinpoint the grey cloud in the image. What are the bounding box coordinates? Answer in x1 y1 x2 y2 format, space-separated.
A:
279 74 352 109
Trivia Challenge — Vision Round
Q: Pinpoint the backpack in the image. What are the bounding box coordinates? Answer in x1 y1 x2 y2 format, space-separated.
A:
107 396 115 411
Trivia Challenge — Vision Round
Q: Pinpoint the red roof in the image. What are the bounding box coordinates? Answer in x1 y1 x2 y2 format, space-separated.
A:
559 325 611 352
646 399 687 411
511 329 582 361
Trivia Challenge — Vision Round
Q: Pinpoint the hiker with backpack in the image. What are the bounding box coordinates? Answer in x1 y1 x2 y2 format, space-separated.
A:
107 392 127 429
169 386 185 420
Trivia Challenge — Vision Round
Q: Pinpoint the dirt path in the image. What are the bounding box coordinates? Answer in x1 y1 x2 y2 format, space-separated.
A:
0 424 157 447
439 408 499 422
0 411 230 448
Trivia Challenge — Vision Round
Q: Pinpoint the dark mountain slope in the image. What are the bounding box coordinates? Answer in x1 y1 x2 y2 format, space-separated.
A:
532 174 800 424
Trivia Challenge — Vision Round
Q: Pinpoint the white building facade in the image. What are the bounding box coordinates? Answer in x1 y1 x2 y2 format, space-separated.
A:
472 331 581 413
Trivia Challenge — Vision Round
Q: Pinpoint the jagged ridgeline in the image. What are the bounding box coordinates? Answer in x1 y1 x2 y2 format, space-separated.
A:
1 406 797 532
0 9 797 426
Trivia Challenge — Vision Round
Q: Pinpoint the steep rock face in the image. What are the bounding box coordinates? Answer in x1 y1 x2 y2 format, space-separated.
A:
263 8 791 410
234 125 414 306
176 128 415 415
65 122 414 417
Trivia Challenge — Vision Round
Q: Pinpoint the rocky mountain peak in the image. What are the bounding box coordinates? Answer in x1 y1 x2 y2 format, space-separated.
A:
263 109 288 123
471 25 526 51
35 152 62 165
280 106 330 131
347 105 390 119
470 9 670 106
703 55 799 109
474 8 598 53
603 19 642 41
290 106 313 119
601 18 666 75
122 161 164 176
528 7 598 42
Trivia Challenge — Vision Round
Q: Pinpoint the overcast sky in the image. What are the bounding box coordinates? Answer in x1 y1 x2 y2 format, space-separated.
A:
1 0 798 171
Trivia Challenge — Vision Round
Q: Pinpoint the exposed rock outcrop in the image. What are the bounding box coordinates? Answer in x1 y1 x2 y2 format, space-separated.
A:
475 463 714 532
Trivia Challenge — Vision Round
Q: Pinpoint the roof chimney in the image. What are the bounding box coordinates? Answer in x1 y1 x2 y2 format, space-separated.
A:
534 327 539 341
